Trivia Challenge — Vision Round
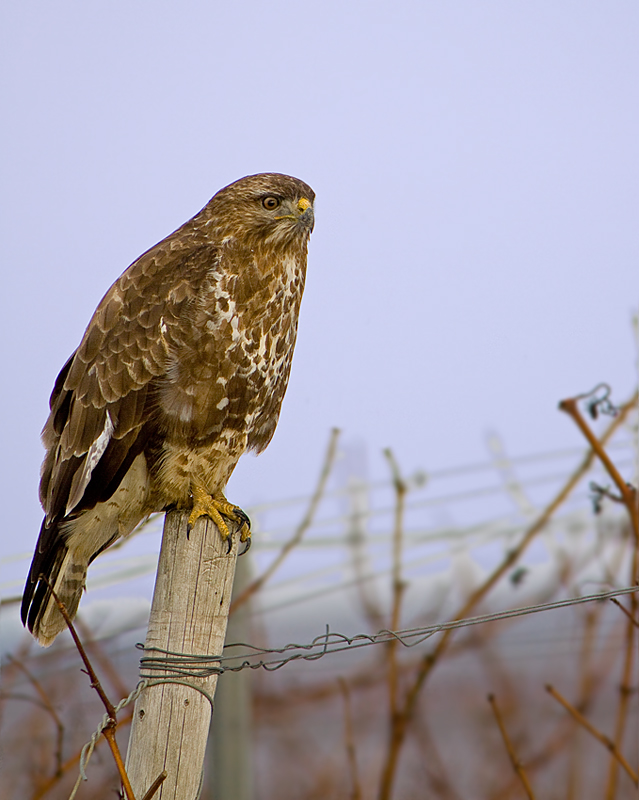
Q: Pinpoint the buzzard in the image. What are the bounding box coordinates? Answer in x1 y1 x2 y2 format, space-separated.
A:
21 173 315 646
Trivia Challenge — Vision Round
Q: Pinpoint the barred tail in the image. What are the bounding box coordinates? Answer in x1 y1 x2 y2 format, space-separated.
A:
21 521 87 647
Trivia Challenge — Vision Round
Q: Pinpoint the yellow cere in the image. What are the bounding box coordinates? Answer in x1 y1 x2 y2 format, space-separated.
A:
297 197 312 213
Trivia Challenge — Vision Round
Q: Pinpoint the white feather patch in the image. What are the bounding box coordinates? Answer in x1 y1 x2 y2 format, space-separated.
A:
65 411 114 515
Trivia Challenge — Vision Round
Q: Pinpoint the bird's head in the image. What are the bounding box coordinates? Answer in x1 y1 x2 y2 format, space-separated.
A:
203 173 315 252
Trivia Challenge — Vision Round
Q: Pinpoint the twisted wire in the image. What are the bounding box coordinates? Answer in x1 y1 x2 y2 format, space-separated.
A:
138 585 638 678
68 681 147 800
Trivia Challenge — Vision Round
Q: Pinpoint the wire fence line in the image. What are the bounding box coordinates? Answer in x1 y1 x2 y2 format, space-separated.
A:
1 435 635 654
205 504 631 616
0 497 609 606
243 439 636 515
137 585 638 678
242 452 638 542
1 438 633 566
252 509 617 615
0 499 629 619
2 439 635 572
80 504 623 620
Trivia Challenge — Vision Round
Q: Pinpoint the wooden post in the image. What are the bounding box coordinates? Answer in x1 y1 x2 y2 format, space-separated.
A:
125 509 239 800
205 554 254 800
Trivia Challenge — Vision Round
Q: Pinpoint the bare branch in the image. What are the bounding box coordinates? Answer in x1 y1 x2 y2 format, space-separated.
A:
488 694 536 800
338 678 362 800
378 448 408 800
140 770 168 800
76 617 130 699
346 475 386 631
231 428 340 613
545 684 638 787
609 597 639 629
41 576 137 800
559 393 638 544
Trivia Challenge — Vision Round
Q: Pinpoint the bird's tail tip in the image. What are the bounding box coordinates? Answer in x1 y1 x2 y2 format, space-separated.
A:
22 548 86 648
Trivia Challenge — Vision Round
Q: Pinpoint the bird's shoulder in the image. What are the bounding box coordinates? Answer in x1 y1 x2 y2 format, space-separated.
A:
62 224 221 400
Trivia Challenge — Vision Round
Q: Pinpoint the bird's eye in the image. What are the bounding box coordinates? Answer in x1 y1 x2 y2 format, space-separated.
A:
262 196 281 210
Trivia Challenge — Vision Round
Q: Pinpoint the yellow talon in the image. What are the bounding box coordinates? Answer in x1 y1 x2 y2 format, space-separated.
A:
187 485 251 546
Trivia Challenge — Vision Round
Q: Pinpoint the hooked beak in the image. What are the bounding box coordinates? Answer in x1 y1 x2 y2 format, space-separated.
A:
276 197 314 232
296 197 314 231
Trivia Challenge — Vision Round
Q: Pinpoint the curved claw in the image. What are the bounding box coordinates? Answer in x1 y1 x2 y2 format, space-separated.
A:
233 507 251 530
236 509 251 555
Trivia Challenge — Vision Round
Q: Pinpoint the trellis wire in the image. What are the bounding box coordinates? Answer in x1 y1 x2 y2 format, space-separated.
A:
138 585 638 678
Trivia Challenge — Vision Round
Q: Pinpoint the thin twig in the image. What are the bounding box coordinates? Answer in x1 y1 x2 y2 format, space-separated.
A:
566 606 601 798
384 448 408 637
488 694 536 799
347 476 386 631
609 597 639 628
559 395 639 545
140 770 168 800
576 607 600 702
103 729 135 798
486 431 536 518
605 604 638 800
464 714 572 800
41 577 137 800
41 578 115 717
338 679 362 800
545 684 638 786
379 449 408 800
76 617 130 699
231 428 340 613
0 692 52 710
492 599 619 800
411 712 463 800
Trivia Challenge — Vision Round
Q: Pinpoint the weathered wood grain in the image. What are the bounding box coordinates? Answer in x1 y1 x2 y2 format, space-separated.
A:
125 509 239 800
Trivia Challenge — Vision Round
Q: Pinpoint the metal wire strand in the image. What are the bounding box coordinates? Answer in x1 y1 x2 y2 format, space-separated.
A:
137 585 637 677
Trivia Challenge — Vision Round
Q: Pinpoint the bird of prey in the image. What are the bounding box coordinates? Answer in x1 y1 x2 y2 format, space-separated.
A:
21 172 315 646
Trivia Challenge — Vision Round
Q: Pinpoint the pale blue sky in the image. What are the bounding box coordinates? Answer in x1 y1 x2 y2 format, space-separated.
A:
1 1 638 562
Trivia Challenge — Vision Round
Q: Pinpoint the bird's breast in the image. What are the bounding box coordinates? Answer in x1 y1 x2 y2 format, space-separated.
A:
157 252 306 443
